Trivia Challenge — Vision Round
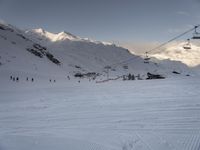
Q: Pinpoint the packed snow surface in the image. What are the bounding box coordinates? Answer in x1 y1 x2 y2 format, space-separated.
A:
0 77 200 150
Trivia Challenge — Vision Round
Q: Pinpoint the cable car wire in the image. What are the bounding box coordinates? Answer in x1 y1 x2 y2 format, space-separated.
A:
102 25 200 72
147 25 200 54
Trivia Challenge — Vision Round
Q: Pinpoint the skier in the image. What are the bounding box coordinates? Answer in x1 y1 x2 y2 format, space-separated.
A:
131 74 135 80
67 76 70 80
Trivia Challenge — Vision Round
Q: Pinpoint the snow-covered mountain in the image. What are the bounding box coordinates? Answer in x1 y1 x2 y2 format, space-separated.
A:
2 23 200 150
26 28 81 42
0 22 195 82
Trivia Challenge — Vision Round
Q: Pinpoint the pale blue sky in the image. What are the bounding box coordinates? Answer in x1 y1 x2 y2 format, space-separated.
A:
0 0 200 44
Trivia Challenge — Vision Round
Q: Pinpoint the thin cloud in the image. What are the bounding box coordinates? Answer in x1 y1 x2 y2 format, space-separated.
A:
0 19 7 24
167 25 194 34
176 11 190 16
119 41 160 55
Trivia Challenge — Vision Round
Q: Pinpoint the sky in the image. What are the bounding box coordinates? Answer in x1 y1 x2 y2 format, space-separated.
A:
0 0 200 52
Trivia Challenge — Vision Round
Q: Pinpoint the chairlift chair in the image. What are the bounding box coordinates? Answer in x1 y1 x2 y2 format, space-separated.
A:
183 39 191 50
192 26 200 39
144 52 150 63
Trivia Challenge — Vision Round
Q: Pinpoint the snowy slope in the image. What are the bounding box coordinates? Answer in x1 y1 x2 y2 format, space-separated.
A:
26 28 147 76
0 23 65 79
1 77 200 150
26 28 195 78
0 22 196 83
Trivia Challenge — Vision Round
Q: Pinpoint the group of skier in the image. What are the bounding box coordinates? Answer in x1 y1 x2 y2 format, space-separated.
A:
9 75 59 83
10 76 34 82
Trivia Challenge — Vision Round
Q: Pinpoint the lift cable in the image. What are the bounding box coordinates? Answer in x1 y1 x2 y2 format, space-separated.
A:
104 55 141 69
146 25 200 54
101 25 200 75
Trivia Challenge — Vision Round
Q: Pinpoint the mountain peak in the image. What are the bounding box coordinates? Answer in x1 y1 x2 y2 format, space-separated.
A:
56 31 79 41
26 28 115 46
26 29 80 42
33 28 46 34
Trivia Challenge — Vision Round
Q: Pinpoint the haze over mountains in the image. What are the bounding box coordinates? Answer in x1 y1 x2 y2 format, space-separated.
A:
152 41 200 67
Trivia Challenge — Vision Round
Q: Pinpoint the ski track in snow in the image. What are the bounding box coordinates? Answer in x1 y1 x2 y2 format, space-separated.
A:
0 78 200 150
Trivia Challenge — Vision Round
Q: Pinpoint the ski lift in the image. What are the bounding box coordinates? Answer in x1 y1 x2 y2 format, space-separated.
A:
183 39 191 50
192 26 200 39
144 52 150 63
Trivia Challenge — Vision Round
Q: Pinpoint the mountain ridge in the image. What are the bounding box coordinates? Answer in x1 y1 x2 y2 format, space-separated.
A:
0 22 196 82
